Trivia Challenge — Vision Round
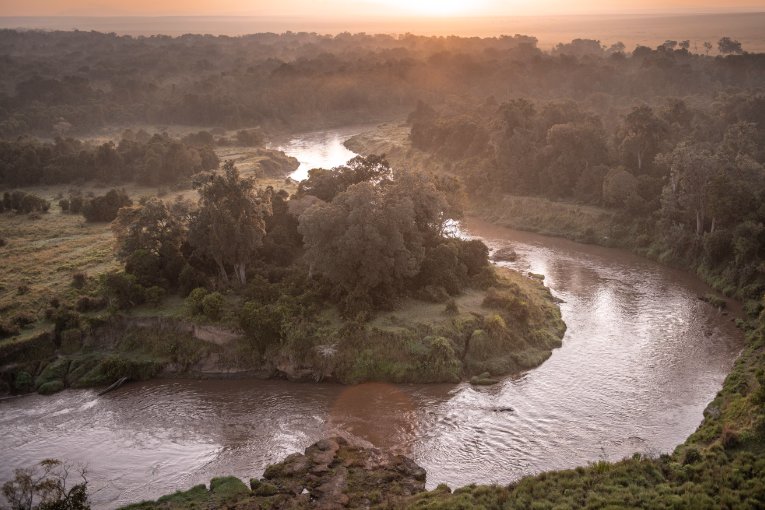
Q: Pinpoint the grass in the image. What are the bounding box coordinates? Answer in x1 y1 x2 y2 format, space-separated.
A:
472 194 620 245
0 140 299 335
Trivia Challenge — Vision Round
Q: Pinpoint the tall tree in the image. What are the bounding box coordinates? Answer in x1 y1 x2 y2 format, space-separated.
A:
619 105 667 175
659 142 719 235
188 161 272 285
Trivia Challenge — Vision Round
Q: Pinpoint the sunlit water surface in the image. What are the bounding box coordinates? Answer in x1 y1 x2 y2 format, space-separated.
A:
0 127 744 508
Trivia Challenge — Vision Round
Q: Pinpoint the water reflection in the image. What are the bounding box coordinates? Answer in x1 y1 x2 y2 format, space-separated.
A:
273 126 367 181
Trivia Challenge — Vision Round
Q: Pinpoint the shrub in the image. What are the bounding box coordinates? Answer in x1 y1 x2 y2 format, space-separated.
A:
75 295 106 312
0 321 21 339
482 287 529 321
101 271 146 309
239 301 285 352
58 198 70 212
12 313 35 328
145 286 166 306
13 371 34 392
444 299 459 315
68 193 84 214
185 287 208 315
179 264 208 297
82 188 132 222
416 285 450 303
4 191 51 213
201 292 225 321
38 380 66 395
72 272 87 289
236 128 265 147
485 314 507 338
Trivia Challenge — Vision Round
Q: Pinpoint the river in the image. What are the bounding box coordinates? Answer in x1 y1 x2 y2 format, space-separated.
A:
0 127 745 508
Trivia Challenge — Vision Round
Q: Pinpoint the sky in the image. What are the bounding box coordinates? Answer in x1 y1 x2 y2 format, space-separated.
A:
2 0 764 17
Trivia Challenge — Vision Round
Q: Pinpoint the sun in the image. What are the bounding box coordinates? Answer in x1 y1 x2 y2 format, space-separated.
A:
366 0 484 17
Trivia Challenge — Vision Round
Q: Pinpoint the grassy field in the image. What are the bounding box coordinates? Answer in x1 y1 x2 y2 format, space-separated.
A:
0 141 299 329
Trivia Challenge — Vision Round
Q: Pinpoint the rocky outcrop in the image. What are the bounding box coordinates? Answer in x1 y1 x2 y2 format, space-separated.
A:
123 437 428 509
249 437 426 508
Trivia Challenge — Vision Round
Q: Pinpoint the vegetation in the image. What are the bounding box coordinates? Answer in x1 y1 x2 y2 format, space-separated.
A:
0 132 218 187
0 152 564 396
3 27 765 510
0 31 762 141
2 459 89 510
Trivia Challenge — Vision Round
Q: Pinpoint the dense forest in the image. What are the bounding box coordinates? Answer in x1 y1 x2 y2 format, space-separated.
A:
0 30 764 138
402 91 765 309
0 131 219 186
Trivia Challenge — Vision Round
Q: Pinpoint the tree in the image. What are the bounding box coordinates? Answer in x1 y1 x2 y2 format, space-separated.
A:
603 167 640 209
112 197 190 288
718 37 744 55
298 169 457 313
619 105 667 174
188 161 272 285
297 154 392 202
540 121 609 198
81 189 132 222
703 41 713 55
606 42 626 54
659 142 719 235
2 459 89 510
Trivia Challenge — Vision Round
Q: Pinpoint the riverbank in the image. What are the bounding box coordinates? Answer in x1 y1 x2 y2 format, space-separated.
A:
346 123 755 307
118 305 765 508
0 265 565 395
0 186 748 507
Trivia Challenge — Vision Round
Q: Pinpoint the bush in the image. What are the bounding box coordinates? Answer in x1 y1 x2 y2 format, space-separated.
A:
12 313 35 328
145 286 166 306
13 371 34 392
201 292 225 321
82 188 132 222
101 271 146 309
185 287 208 315
482 286 529 321
179 264 208 297
69 193 84 214
3 190 50 213
38 380 65 395
416 285 450 303
72 272 87 289
75 295 106 312
58 198 70 212
0 321 20 338
236 128 265 147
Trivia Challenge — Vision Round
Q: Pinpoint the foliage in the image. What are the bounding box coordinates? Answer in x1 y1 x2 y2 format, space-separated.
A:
188 161 272 286
1 191 50 214
81 189 132 223
2 459 89 510
0 133 218 187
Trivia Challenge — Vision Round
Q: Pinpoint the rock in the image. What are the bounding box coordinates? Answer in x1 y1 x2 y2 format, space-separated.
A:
249 437 427 507
492 247 518 262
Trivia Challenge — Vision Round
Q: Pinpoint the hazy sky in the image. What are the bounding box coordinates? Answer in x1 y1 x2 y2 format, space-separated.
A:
3 0 764 17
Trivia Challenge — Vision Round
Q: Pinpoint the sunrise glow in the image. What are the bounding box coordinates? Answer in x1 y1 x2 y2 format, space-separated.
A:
365 0 486 16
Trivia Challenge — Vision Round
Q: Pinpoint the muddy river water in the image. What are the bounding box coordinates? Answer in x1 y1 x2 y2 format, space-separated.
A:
0 128 744 508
